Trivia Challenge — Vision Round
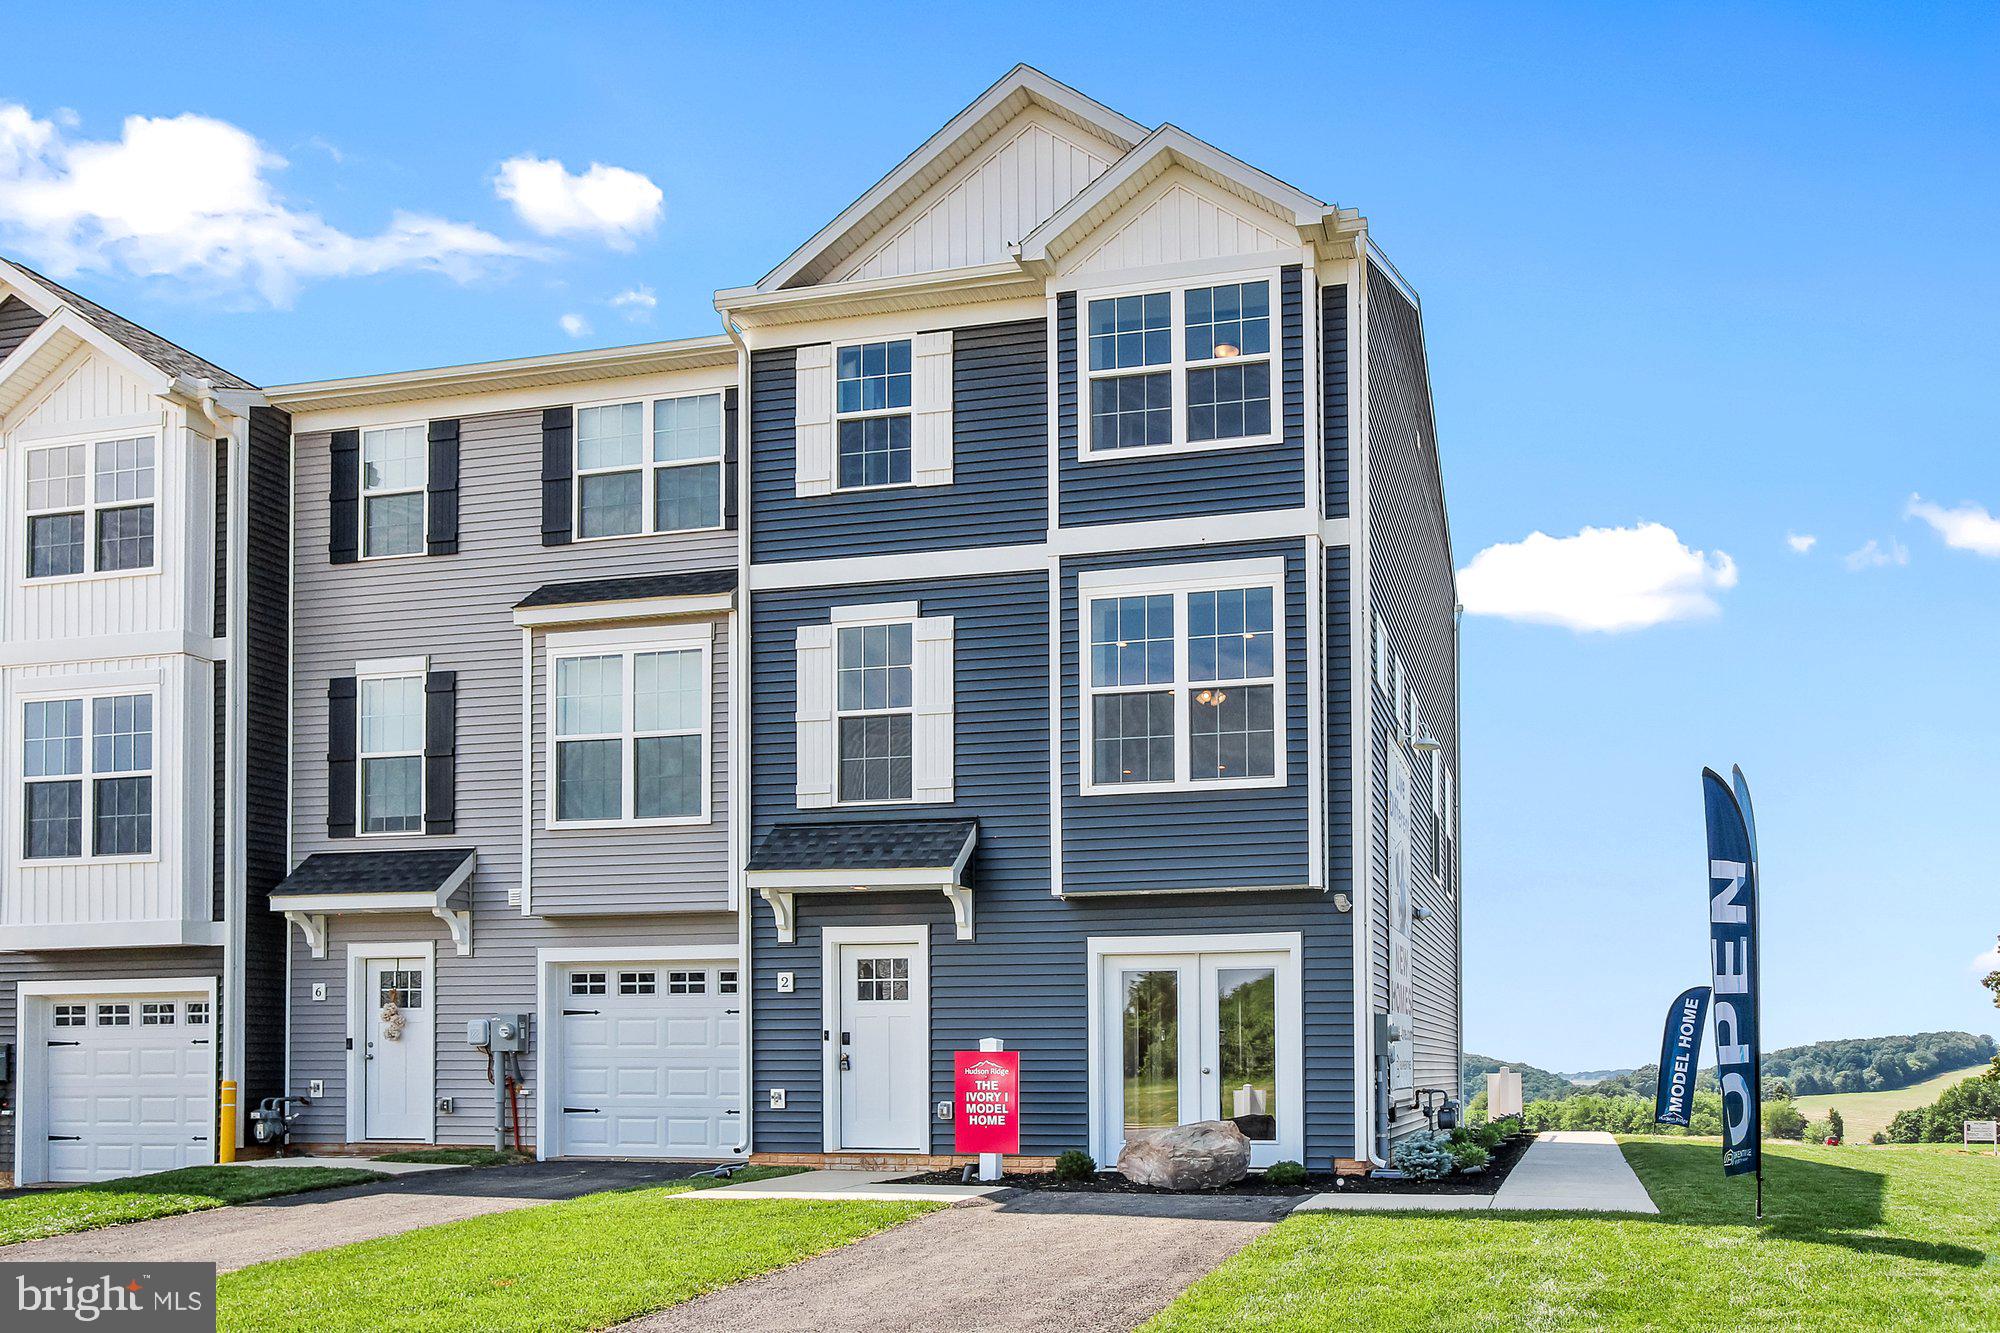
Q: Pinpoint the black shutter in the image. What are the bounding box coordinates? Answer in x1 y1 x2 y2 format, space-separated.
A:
424 670 457 835
329 429 360 564
427 419 460 556
723 386 740 531
541 407 573 546
326 676 357 837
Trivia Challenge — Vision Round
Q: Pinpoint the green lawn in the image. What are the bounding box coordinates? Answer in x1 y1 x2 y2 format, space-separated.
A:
219 1167 940 1332
0 1165 384 1246
1148 1140 2000 1331
1793 1064 1992 1143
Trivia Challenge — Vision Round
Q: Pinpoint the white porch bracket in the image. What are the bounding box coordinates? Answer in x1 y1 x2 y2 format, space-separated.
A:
433 906 474 956
760 888 797 944
943 884 974 941
285 911 329 960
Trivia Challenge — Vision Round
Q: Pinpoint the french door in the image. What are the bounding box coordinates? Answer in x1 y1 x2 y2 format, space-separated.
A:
1099 946 1298 1167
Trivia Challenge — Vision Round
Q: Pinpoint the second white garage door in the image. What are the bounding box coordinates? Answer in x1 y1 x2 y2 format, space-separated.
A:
558 963 740 1159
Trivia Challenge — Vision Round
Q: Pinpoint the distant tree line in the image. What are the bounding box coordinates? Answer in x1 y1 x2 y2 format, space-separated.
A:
1881 1072 2000 1143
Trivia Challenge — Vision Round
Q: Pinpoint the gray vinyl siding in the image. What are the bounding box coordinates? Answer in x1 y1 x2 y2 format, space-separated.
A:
0 948 222 1169
1060 539 1312 893
1055 267 1307 527
747 319 1048 562
1322 282 1349 519
1363 262 1460 1135
746 569 1355 1167
0 295 43 362
287 403 737 1146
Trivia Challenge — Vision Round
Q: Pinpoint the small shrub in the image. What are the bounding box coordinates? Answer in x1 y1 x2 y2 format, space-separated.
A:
1870 1131 1887 1145
1826 1107 1845 1141
1764 1100 1806 1140
1803 1117 1836 1144
1475 1120 1508 1149
1263 1160 1308 1187
1053 1150 1095 1181
1390 1130 1456 1181
1448 1141 1491 1172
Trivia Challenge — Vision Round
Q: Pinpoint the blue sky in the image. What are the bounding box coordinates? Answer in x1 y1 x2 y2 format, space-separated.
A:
5 2 1996 1070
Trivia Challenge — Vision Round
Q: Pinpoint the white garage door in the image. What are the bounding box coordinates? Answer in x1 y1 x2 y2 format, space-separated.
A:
44 994 215 1183
559 964 740 1158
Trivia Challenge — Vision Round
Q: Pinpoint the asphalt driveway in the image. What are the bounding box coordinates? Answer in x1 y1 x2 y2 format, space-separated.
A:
0 1159 705 1273
628 1189 1293 1333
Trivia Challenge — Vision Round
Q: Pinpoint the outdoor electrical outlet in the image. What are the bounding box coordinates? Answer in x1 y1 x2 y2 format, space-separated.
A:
936 1100 953 1120
307 1079 323 1098
311 983 327 1001
776 972 795 993
438 1097 454 1114
768 1088 787 1109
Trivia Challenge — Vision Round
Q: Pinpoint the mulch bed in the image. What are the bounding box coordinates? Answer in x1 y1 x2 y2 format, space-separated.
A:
891 1131 1534 1197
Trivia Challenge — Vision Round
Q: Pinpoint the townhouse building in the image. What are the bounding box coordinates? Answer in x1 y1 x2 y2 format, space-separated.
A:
0 65 1458 1180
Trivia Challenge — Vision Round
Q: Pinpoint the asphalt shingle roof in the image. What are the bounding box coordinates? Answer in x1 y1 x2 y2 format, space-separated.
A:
8 259 255 389
515 569 737 610
273 848 475 896
747 820 978 872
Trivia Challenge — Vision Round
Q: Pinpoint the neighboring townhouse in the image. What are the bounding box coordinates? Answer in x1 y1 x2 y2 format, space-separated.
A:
265 342 746 1157
729 66 1460 1172
0 259 289 1184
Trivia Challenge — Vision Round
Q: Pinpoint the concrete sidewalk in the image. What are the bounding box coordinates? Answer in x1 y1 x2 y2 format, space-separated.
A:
627 1189 1293 1333
0 1159 704 1272
1296 1131 1659 1214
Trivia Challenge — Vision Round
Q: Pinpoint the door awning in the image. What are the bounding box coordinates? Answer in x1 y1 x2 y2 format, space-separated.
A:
745 820 977 942
270 848 476 957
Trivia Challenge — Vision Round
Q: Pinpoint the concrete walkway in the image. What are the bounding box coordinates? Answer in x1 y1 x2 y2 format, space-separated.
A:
1295 1131 1659 1214
0 1160 703 1272
627 1189 1293 1333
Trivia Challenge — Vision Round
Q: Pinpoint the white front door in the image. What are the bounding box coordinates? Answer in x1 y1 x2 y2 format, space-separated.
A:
558 963 741 1158
43 993 214 1183
1100 946 1298 1168
836 943 928 1151
363 956 433 1141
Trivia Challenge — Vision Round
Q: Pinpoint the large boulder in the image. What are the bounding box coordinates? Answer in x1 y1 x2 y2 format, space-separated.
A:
1116 1120 1252 1190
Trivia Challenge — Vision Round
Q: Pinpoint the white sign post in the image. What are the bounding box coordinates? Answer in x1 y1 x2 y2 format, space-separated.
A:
978 1038 1003 1182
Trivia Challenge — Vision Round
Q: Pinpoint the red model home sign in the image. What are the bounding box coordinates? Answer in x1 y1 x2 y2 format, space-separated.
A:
953 1050 1020 1154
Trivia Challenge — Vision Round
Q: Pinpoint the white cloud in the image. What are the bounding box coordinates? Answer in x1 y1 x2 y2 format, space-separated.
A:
610 285 657 320
1844 538 1909 571
1457 522 1738 633
1973 943 2000 976
0 102 524 305
494 156 661 248
1785 532 1817 554
1907 495 2000 558
558 312 589 338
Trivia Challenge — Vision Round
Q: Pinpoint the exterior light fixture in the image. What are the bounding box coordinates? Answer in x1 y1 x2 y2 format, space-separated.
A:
1411 734 1443 754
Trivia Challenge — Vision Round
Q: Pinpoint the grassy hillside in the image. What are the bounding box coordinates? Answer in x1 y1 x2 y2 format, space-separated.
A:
1793 1063 1994 1143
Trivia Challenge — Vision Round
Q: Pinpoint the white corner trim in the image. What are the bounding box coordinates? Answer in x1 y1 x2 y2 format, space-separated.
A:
355 655 428 678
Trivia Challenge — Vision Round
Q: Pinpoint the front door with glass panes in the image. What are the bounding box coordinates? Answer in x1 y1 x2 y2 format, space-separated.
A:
362 956 433 1141
1100 948 1296 1167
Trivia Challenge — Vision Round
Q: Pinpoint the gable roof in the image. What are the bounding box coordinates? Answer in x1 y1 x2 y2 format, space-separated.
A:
0 256 254 389
755 65 1147 292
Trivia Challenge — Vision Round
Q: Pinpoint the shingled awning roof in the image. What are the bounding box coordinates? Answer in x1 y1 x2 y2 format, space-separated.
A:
513 569 736 623
271 849 476 957
746 820 978 943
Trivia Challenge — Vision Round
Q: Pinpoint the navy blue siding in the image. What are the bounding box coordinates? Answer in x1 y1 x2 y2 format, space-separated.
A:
1323 282 1349 519
747 567 1355 1165
1060 539 1312 893
1056 266 1307 527
1327 545 1353 898
748 320 1047 562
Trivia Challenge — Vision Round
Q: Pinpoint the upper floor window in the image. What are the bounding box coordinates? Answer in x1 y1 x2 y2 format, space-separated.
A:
1083 569 1283 793
551 640 708 826
835 340 912 489
836 621 913 803
361 426 427 558
25 437 156 578
575 394 724 540
1083 277 1275 458
22 691 154 859
358 673 424 834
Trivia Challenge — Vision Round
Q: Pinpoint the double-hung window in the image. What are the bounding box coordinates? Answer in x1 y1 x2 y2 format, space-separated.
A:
25 437 156 578
22 691 154 859
551 639 708 825
358 673 424 834
835 621 914 802
1083 275 1276 457
834 340 912 489
360 425 427 558
1083 566 1283 793
574 394 724 539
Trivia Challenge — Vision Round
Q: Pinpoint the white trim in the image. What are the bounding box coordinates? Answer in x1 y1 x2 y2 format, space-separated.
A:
831 335 920 493
356 421 430 561
518 626 533 914
545 631 715 830
754 542 1045 590
818 923 930 1153
830 600 921 624
569 391 728 543
344 941 437 1144
748 828 976 943
355 655 427 677
20 430 161 581
13 976 220 1186
511 591 733 629
532 943 744 1162
271 852 476 957
13 682 161 869
354 667 426 839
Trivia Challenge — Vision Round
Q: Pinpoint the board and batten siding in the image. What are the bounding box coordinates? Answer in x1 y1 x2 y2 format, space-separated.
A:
241 405 293 1110
746 568 1355 1167
1364 263 1460 1137
747 319 1048 562
1054 267 1307 527
287 403 738 1147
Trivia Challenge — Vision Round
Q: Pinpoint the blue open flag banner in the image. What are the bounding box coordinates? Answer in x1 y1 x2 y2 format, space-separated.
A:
1703 768 1761 1179
1654 985 1712 1126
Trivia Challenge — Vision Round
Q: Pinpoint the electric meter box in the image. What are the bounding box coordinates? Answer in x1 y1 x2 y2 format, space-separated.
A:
489 1014 529 1053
